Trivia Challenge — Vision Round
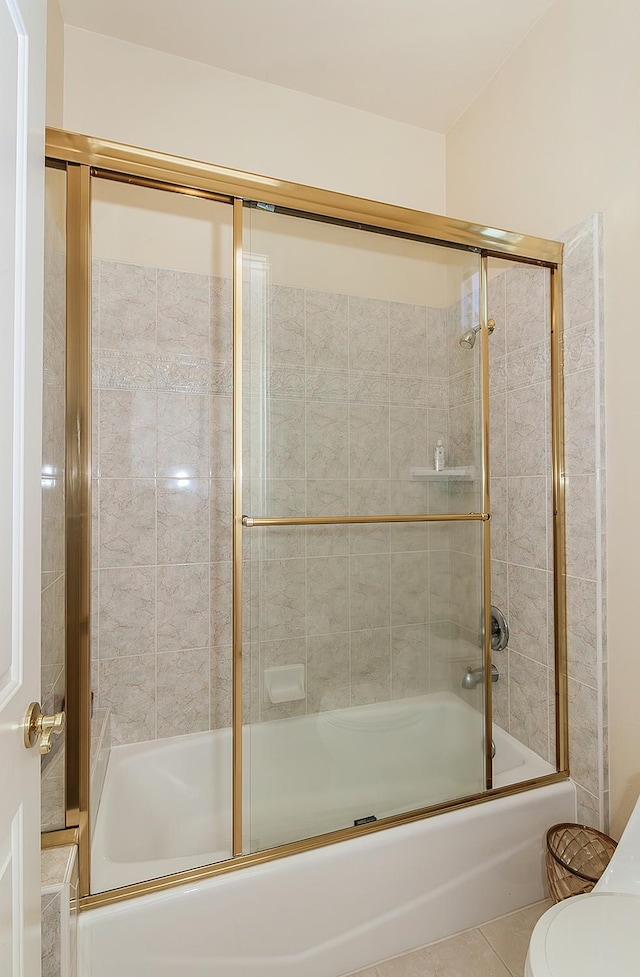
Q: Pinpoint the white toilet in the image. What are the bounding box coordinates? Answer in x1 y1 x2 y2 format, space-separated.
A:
525 794 640 976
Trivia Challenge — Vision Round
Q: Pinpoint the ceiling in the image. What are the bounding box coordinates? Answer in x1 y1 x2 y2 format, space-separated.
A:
59 0 553 133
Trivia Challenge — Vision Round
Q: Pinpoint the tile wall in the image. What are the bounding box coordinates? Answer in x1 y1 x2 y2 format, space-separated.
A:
91 260 233 745
243 282 483 723
41 186 67 830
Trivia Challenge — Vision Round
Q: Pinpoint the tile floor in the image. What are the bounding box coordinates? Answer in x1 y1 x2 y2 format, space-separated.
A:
345 899 553 977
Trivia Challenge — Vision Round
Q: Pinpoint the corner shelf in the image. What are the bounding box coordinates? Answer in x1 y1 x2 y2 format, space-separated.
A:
410 467 475 481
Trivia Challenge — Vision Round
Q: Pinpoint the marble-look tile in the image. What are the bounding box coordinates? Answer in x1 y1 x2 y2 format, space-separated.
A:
448 401 477 469
306 368 349 402
489 352 506 394
508 564 548 664
157 477 210 565
391 551 429 628
390 406 428 479
157 648 209 737
210 478 233 563
389 480 430 553
507 476 547 569
305 289 348 371
306 556 350 635
506 383 547 477
269 364 306 399
575 784 601 830
99 655 156 745
211 275 232 362
490 477 508 558
41 891 61 977
156 354 212 395
490 390 506 478
210 395 232 478
564 368 596 475
257 480 306 560
306 401 349 479
349 478 390 555
390 302 427 376
270 285 305 366
98 479 156 568
259 637 307 721
480 900 553 977
100 260 156 352
266 398 306 479
349 403 390 480
98 349 157 390
41 574 65 668
565 475 597 580
427 306 448 377
428 549 451 622
350 554 391 631
349 371 389 404
492 647 509 731
426 376 448 410
99 388 157 478
563 218 596 330
506 341 548 390
389 375 426 408
211 561 233 647
349 296 389 374
98 566 156 658
505 264 548 353
157 268 210 357
157 391 210 478
568 678 599 797
157 563 209 652
491 559 508 612
449 369 476 408
210 645 232 729
376 926 511 977
306 479 350 557
351 628 391 706
509 652 549 761
307 632 350 713
563 325 596 376
260 558 306 641
391 624 430 698
566 575 598 687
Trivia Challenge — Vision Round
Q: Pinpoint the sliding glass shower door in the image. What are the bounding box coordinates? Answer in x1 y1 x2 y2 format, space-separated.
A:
241 205 488 853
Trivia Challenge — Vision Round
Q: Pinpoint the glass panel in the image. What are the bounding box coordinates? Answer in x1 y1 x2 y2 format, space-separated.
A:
242 205 485 852
89 178 233 892
486 256 557 784
41 163 67 831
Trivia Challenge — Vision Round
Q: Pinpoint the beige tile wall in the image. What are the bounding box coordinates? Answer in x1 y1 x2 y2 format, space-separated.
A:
41 189 67 830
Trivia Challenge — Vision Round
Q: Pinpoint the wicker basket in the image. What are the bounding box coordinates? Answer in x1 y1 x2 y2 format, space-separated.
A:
546 823 617 903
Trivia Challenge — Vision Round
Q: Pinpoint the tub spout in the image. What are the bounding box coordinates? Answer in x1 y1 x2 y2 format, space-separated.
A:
462 663 499 690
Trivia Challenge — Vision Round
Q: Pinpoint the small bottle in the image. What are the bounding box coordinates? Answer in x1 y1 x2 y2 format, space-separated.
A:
434 439 445 472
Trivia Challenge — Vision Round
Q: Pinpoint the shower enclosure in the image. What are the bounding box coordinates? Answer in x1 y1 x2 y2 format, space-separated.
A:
41 129 567 907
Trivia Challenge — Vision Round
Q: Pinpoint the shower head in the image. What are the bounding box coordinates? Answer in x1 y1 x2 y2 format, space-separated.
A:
458 319 495 349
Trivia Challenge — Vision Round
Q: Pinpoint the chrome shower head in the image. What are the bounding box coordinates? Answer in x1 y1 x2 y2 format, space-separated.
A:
459 328 476 349
458 319 495 349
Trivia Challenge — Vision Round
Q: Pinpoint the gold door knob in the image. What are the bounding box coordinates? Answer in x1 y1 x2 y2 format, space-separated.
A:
23 701 66 755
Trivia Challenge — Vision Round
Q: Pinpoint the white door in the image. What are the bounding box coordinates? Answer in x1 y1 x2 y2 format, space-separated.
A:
0 0 46 974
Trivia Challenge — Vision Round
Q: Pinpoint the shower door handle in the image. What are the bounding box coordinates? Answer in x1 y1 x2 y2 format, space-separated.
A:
23 701 66 755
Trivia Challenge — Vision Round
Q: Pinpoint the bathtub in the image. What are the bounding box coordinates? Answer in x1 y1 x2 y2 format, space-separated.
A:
80 693 575 977
91 692 555 891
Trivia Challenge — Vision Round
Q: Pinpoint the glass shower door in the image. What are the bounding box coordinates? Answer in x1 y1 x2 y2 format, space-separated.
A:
242 203 488 853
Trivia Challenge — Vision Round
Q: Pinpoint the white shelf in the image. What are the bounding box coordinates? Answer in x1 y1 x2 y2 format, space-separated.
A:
410 467 475 481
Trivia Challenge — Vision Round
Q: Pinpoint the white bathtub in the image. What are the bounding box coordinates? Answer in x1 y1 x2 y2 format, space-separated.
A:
80 693 575 977
91 692 555 891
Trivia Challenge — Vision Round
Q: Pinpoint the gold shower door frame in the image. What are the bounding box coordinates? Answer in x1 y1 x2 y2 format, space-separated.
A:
43 127 568 910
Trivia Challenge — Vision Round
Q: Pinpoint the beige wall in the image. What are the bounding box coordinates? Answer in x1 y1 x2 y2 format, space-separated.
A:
447 0 639 836
62 27 445 215
46 0 64 126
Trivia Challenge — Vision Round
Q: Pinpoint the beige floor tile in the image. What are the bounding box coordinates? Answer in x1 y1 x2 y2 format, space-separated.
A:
480 900 553 977
375 928 511 977
346 970 380 977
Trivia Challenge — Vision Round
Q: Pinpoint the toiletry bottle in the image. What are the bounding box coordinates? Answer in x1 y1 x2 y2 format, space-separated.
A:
434 439 445 472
